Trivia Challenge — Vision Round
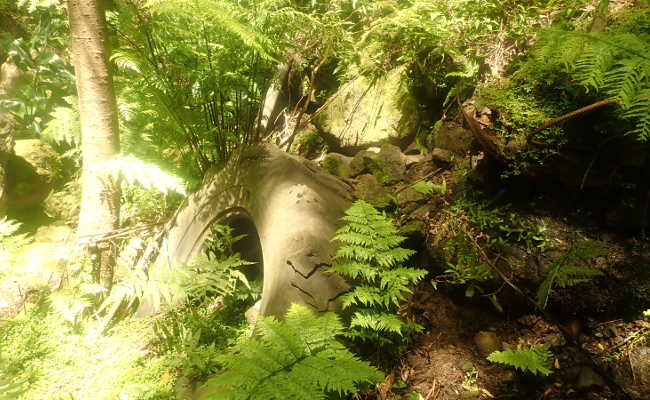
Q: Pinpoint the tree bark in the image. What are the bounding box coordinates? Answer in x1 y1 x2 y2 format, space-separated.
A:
0 59 21 217
67 0 120 290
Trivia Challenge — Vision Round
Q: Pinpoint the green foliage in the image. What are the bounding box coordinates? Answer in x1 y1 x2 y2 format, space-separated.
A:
452 198 550 252
519 27 650 140
99 224 254 328
331 200 426 350
40 97 81 147
0 4 73 138
204 304 384 400
0 218 32 272
411 180 446 196
487 345 554 376
106 155 187 196
536 240 606 309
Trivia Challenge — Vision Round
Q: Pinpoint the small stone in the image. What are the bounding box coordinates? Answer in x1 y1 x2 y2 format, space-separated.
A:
576 366 605 389
353 174 392 207
431 148 454 167
322 153 353 178
245 299 262 325
459 360 475 372
474 331 502 358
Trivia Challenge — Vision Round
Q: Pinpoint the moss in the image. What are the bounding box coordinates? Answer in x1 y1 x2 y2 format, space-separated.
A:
474 82 568 141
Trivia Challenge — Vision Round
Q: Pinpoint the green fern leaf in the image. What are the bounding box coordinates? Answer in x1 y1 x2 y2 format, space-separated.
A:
487 345 553 376
204 304 383 400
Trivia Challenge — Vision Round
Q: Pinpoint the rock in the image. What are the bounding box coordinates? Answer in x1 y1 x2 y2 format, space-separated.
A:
354 174 392 207
397 187 426 206
405 154 426 166
6 139 64 210
34 224 74 243
623 345 650 399
431 148 454 167
314 66 419 148
350 144 407 183
43 183 81 223
349 148 380 177
474 331 502 358
288 124 325 159
576 366 605 389
245 299 262 325
375 143 407 183
433 121 476 156
322 153 353 178
13 139 63 187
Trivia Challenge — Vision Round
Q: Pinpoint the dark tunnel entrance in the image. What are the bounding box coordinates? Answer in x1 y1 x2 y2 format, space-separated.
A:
226 216 264 283
203 213 264 286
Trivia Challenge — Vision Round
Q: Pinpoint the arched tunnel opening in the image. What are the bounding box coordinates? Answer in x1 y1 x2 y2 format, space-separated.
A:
202 213 264 322
226 216 264 283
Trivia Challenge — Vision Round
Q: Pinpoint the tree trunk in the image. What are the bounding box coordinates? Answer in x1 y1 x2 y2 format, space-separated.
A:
67 0 120 290
0 59 21 217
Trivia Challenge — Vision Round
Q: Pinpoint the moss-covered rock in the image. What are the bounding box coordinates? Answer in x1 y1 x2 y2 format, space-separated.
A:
6 139 63 210
13 139 63 187
314 67 418 148
322 153 353 178
354 174 392 207
433 121 476 156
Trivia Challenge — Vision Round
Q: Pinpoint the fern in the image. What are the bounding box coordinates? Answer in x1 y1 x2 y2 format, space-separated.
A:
98 225 252 328
106 155 187 195
536 240 605 309
40 97 81 147
523 29 650 140
148 0 277 61
487 345 553 376
331 200 427 348
0 218 32 273
203 304 383 400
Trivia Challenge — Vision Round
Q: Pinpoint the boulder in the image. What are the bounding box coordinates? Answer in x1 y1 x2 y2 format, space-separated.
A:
354 174 392 207
322 153 353 179
6 139 63 210
473 331 502 357
433 121 476 156
350 144 408 183
350 147 380 177
431 148 454 167
314 66 419 148
14 139 63 187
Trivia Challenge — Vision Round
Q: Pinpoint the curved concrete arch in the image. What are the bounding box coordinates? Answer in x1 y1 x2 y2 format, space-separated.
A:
143 144 352 317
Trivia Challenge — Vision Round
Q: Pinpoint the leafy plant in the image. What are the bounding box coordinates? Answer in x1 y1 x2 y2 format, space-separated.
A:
487 345 554 376
203 304 383 400
411 180 446 196
536 239 605 309
330 200 427 351
520 28 650 140
0 218 32 272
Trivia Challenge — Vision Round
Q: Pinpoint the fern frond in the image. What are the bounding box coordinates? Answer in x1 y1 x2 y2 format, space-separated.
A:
487 345 553 376
105 155 187 195
331 200 424 351
523 29 650 140
536 240 605 309
204 304 383 400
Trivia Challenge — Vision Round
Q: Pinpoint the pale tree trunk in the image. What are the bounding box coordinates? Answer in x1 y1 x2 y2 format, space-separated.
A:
0 59 21 217
67 0 120 290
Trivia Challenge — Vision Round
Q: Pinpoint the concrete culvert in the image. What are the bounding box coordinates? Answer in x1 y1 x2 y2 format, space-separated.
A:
137 144 352 318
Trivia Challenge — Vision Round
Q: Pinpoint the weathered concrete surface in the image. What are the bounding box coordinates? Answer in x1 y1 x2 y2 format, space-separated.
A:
140 144 352 318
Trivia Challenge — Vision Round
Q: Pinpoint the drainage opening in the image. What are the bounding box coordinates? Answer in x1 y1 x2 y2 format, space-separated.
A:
203 215 264 322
